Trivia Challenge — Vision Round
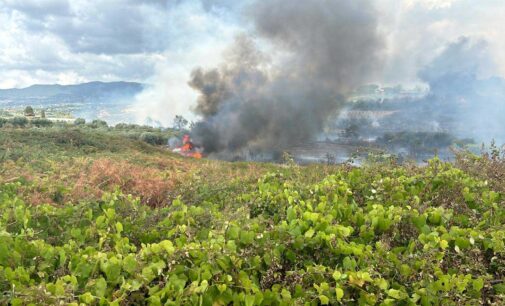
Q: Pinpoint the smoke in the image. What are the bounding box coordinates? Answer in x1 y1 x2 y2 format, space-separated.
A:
418 37 505 143
189 0 384 154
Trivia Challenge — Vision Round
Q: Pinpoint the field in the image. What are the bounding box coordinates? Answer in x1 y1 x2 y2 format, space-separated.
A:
1 123 504 305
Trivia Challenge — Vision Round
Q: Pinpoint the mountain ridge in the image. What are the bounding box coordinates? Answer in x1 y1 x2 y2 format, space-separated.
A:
0 81 143 100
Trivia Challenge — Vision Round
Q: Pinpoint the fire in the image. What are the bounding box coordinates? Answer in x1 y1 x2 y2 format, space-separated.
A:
173 134 203 159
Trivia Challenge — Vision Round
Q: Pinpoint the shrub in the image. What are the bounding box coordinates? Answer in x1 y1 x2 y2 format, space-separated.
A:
30 118 53 127
89 119 108 128
74 118 86 125
9 116 28 127
139 132 165 145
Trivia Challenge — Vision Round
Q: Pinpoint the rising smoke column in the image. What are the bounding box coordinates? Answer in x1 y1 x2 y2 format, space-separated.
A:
189 0 384 154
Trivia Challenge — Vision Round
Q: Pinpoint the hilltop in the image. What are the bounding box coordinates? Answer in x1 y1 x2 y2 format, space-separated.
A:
0 122 504 305
0 81 143 104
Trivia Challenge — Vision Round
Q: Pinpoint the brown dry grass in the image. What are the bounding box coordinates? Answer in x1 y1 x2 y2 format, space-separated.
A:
72 158 181 207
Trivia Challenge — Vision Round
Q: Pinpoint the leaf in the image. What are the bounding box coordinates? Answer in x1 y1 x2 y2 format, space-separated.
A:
226 225 240 240
375 278 389 290
287 206 296 221
439 239 449 250
79 292 94 304
332 271 342 281
94 277 107 298
123 254 137 274
304 228 315 238
455 237 471 250
473 278 484 292
335 287 344 301
101 257 122 284
319 295 329 305
349 275 365 287
115 222 123 234
281 288 291 300
240 231 255 245
387 289 404 300
159 240 175 255
142 266 156 283
245 294 256 306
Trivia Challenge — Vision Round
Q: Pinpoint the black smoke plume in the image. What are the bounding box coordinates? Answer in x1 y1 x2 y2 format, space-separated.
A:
188 0 384 155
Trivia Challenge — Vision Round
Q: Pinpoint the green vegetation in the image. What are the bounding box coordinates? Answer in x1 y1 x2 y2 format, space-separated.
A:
0 124 504 305
24 106 35 117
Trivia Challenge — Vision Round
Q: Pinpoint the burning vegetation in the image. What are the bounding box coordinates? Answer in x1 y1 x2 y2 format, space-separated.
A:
172 134 203 159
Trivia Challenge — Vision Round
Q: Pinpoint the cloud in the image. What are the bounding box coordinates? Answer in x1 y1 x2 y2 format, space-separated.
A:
0 0 504 107
376 0 505 84
405 0 459 10
0 0 253 89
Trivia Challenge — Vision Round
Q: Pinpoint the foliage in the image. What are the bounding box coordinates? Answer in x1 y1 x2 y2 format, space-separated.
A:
139 132 166 146
1 124 504 305
89 119 109 129
24 106 35 117
31 118 53 127
1 157 505 304
74 118 86 125
10 117 29 127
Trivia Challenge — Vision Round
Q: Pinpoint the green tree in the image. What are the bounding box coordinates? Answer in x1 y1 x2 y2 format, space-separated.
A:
74 118 86 125
24 106 35 117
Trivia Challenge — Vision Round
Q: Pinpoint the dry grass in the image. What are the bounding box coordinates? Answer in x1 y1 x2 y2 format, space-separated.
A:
72 158 180 207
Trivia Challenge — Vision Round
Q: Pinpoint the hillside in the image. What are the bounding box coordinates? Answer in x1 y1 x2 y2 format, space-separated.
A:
0 81 144 124
0 81 143 103
1 123 504 305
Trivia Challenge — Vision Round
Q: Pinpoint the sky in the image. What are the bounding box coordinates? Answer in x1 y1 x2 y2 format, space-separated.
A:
1 0 504 89
0 0 504 123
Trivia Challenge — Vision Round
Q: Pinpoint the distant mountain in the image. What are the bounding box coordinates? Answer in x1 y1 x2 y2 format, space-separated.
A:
0 81 143 106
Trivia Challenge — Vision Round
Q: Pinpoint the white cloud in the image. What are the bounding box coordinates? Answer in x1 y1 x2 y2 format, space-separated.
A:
404 0 459 10
0 0 504 96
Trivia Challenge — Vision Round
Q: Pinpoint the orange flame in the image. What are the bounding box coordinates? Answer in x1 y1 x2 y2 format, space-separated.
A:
175 135 203 159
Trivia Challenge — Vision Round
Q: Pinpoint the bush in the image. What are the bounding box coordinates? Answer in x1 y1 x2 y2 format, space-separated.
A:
89 119 108 129
139 132 165 145
9 117 28 127
0 118 7 127
74 118 86 125
1 159 504 305
30 118 53 127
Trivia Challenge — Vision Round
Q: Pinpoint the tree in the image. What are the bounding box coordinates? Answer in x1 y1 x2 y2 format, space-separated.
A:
90 119 108 129
24 106 35 117
173 115 189 131
40 110 46 118
139 132 164 145
74 118 86 125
